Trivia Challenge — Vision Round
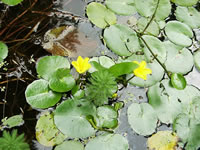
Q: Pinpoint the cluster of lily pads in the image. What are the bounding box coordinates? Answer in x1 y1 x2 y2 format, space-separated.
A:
1 0 200 149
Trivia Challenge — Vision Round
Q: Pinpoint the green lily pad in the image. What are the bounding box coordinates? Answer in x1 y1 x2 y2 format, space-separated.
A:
173 113 200 150
171 73 187 90
108 62 138 77
0 41 8 62
85 133 129 150
176 6 200 29
25 79 61 109
143 35 166 63
137 17 160 36
55 141 84 150
104 24 141 56
165 21 193 47
194 50 200 71
2 115 24 128
54 99 96 138
36 112 66 147
171 0 199 6
97 105 118 129
135 0 171 21
1 0 23 6
164 41 194 74
49 68 75 93
105 0 136 16
36 56 70 80
86 2 116 29
128 60 164 87
148 79 200 124
127 103 158 136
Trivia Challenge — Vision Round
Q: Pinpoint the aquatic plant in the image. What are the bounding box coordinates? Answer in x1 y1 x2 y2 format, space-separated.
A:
0 130 30 150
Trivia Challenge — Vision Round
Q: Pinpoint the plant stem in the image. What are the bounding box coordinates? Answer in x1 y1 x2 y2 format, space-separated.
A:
139 36 171 78
141 0 160 35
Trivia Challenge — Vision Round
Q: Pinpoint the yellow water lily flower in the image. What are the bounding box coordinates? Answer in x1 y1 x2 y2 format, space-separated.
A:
72 56 91 74
133 61 152 80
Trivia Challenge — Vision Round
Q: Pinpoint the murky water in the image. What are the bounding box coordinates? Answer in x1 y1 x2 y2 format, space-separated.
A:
0 0 200 150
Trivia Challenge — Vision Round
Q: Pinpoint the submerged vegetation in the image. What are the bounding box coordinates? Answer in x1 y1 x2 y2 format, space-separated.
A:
0 0 200 150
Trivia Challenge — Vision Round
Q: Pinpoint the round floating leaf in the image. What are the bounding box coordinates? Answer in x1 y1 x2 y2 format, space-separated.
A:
137 17 160 36
194 50 200 71
86 2 116 29
147 131 178 150
135 0 171 21
165 21 193 47
36 112 66 147
105 0 136 16
128 60 164 87
55 141 84 150
1 0 23 6
54 99 96 138
148 79 200 124
143 35 166 63
36 56 70 80
171 0 199 6
0 41 8 62
176 6 200 29
2 115 24 128
171 73 187 90
104 24 141 56
173 113 200 149
49 68 75 93
127 103 158 136
108 62 138 77
97 105 118 129
164 41 193 74
85 133 129 150
25 79 61 109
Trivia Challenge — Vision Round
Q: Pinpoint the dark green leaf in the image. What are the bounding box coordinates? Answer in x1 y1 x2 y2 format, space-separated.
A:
109 62 138 77
171 73 187 90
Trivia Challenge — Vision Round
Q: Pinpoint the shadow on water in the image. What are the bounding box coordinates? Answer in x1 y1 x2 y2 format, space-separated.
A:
0 0 200 150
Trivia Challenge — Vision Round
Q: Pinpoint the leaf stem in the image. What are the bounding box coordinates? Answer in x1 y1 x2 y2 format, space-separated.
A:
141 0 160 35
139 35 171 78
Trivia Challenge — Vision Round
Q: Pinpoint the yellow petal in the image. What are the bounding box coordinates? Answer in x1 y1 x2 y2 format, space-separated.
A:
140 61 147 68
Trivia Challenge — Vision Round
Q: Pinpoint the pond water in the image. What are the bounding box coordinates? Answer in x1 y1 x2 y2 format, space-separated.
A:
0 0 200 150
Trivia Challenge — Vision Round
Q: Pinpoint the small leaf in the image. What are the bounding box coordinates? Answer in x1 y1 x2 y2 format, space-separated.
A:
97 105 118 129
36 56 70 80
1 0 23 6
2 115 24 128
176 6 200 29
105 0 136 16
55 141 84 150
25 79 61 109
147 131 178 150
36 112 66 147
127 103 158 136
0 41 8 62
49 68 75 93
171 73 187 90
86 2 116 29
171 0 199 6
85 133 129 150
109 62 138 77
165 21 193 47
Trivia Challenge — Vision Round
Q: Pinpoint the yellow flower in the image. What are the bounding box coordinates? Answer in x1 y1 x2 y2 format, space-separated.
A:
72 56 91 74
133 61 152 80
